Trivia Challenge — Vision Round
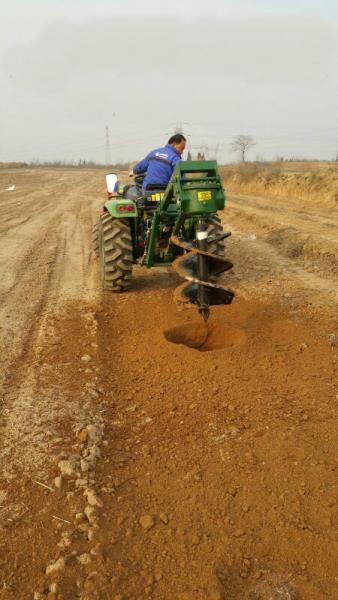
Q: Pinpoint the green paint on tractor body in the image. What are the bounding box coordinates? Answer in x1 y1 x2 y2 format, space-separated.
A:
143 160 226 267
104 198 138 219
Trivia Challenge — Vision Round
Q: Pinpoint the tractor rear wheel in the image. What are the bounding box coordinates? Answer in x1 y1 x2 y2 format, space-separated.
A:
207 214 225 257
92 223 99 256
98 213 133 291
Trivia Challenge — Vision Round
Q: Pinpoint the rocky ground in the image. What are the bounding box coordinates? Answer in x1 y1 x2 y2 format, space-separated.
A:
0 168 337 600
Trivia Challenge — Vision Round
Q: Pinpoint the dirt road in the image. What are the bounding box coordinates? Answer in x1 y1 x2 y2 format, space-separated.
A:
0 168 337 600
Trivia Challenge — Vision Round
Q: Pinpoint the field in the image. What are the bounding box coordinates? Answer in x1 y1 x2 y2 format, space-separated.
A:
0 165 337 600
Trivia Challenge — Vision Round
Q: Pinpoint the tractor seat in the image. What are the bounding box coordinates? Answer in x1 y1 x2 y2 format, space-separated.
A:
144 183 167 191
141 184 167 207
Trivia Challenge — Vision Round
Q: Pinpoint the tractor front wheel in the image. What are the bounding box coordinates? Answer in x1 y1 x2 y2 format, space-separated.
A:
97 213 133 291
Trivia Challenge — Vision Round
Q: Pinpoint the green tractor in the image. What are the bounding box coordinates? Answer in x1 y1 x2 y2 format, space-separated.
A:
92 160 234 321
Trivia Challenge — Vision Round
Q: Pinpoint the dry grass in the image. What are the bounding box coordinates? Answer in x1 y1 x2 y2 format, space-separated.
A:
0 162 28 169
220 161 338 207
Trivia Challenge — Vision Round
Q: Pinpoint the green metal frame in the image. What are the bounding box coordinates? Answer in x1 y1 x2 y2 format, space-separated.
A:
144 160 226 267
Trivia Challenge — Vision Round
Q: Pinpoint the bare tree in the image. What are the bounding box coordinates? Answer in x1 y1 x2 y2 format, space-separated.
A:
230 135 256 162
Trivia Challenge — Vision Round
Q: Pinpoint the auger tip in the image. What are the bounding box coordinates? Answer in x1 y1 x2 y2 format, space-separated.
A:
199 307 210 322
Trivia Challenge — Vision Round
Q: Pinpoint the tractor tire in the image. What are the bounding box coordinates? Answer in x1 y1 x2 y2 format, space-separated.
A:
98 213 133 292
92 222 99 256
207 214 225 257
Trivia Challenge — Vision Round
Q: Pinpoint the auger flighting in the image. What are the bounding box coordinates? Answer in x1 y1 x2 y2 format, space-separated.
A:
171 221 234 321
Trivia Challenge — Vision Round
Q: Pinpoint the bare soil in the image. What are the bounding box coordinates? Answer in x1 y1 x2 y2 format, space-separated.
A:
0 168 337 600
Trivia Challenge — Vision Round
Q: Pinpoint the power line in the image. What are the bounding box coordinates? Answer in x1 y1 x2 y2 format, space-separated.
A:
105 125 112 165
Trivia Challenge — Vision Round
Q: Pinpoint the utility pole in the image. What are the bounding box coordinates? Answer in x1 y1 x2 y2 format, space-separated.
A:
168 121 190 136
105 125 112 166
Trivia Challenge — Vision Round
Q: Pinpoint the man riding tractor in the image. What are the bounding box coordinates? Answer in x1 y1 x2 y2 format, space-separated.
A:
130 133 186 192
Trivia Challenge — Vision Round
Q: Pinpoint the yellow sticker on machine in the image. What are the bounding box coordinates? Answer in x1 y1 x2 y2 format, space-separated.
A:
151 193 164 202
198 190 212 201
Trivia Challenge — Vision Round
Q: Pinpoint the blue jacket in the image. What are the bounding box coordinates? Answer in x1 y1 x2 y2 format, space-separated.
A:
133 144 181 190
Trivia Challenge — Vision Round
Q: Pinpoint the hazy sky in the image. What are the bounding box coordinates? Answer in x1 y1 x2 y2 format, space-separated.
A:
1 0 338 163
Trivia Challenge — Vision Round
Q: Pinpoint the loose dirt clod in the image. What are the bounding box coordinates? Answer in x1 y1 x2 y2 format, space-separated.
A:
159 512 169 524
81 354 92 362
45 557 65 576
54 476 63 489
84 505 96 523
77 429 88 443
84 489 103 507
58 457 79 477
139 515 155 531
86 424 101 442
77 553 91 565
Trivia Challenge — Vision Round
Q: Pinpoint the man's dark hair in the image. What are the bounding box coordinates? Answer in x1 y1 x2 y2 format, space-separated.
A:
168 133 186 145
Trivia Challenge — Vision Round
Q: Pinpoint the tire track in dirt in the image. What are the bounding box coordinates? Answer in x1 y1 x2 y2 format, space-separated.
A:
0 170 101 478
0 172 106 598
225 228 338 310
0 170 100 380
226 193 338 278
229 193 338 235
0 299 106 600
0 226 61 388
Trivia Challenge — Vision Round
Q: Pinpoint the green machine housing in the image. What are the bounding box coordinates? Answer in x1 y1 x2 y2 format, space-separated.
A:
141 160 226 267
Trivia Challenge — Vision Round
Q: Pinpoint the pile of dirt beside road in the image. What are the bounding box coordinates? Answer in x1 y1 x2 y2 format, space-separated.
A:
220 161 338 209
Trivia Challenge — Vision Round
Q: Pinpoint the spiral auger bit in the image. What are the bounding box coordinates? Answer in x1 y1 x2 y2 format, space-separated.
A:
171 222 235 322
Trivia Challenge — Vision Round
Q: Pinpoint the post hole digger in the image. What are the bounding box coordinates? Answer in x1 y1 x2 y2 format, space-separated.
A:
92 161 234 321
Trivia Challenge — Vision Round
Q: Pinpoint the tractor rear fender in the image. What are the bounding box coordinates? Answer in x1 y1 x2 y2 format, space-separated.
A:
104 199 138 218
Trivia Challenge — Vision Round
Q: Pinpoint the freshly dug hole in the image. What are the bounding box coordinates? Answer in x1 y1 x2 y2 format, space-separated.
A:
164 321 245 352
